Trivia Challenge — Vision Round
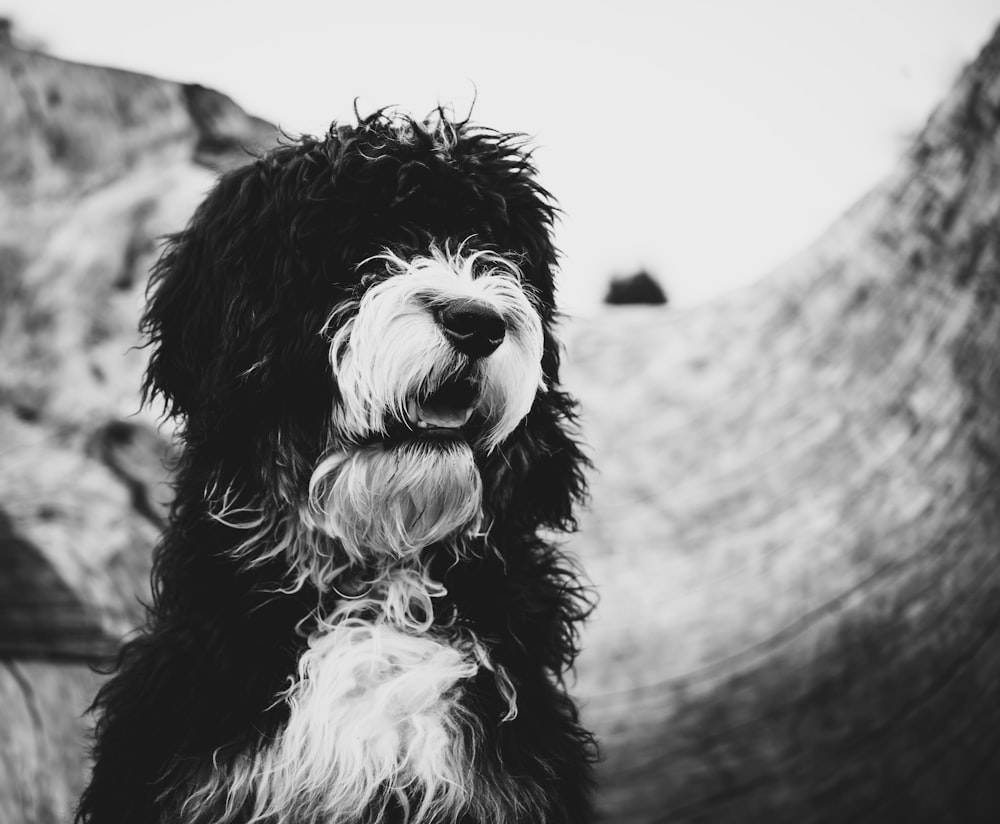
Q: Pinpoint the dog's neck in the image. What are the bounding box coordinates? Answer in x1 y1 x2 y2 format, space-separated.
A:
319 553 449 634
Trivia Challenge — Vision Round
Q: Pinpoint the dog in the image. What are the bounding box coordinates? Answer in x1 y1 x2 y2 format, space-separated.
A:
76 110 596 824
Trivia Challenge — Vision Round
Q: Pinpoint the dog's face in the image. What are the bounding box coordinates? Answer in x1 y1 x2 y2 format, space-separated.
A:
307 245 545 563
142 113 586 589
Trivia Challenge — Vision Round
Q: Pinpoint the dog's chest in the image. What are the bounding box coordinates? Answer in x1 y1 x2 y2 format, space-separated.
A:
245 620 506 824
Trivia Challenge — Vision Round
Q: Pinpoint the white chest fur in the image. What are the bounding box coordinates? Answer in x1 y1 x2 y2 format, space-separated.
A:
251 621 482 824
178 601 528 824
179 573 522 824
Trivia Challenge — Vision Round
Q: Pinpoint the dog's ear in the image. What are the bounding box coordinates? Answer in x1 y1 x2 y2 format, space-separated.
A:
481 377 591 540
141 144 337 424
140 145 342 505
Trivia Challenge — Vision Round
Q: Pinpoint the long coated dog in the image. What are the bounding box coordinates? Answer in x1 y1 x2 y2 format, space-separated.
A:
77 110 596 824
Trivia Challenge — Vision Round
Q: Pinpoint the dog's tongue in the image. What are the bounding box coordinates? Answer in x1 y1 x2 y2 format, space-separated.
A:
418 402 475 428
407 379 478 429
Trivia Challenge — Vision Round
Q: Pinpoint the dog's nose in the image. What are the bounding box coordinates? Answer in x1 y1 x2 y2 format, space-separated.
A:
435 299 506 358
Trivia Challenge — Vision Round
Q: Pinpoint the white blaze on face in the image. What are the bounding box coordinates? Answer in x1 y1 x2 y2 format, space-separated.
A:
328 247 545 451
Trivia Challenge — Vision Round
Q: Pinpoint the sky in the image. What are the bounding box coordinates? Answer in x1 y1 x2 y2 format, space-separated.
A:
4 0 1000 314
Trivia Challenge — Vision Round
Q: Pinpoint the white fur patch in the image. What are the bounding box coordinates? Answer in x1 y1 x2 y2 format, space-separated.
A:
327 246 545 452
175 564 521 824
252 623 478 824
304 439 483 565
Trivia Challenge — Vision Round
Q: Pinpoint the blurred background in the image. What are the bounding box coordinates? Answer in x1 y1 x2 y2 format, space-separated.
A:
4 2 1000 823
5 0 1000 311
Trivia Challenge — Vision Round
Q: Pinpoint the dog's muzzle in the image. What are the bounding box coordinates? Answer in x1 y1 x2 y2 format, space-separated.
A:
304 247 545 563
325 247 545 452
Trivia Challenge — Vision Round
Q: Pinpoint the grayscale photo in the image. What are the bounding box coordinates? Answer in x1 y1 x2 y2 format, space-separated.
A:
2 2 999 822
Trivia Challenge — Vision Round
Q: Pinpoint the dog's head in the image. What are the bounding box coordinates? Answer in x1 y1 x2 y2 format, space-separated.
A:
143 111 587 589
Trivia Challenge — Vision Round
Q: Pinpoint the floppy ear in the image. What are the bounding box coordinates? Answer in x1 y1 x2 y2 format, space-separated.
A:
142 166 245 417
144 147 324 416
480 333 591 541
141 142 343 497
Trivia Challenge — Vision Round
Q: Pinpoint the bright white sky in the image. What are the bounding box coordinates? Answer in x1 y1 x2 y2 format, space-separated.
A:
5 1 999 313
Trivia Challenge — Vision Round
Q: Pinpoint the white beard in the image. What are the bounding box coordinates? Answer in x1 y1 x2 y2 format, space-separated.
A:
304 438 484 564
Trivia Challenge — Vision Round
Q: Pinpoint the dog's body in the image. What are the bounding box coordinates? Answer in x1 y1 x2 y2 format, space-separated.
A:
77 112 595 824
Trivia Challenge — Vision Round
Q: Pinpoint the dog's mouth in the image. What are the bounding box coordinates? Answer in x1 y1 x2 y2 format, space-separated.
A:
405 377 480 435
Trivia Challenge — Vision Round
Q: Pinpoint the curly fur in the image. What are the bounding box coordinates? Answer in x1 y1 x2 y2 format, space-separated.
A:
77 110 595 824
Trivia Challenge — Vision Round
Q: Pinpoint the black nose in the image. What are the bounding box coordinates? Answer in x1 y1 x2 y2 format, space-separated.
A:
435 299 506 359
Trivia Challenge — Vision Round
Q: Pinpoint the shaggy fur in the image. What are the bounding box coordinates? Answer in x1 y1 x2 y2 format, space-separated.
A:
77 110 595 824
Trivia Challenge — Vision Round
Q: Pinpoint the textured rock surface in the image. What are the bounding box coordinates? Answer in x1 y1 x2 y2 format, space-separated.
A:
571 25 1000 824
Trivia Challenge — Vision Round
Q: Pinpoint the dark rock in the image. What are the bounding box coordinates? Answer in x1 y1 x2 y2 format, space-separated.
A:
604 269 668 306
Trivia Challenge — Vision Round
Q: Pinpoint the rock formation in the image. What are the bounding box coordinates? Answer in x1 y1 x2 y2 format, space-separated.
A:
604 269 668 306
571 23 1000 823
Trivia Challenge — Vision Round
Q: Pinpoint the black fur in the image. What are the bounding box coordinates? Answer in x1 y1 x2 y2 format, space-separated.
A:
77 111 595 824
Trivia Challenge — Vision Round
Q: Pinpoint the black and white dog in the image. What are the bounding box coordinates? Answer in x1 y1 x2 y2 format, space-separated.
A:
77 111 595 824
